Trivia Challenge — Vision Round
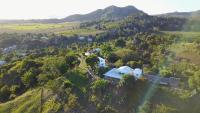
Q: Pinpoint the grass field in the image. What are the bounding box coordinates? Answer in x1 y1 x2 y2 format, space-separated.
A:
164 31 200 65
0 22 80 33
0 22 104 36
163 31 200 42
0 89 41 113
169 43 200 65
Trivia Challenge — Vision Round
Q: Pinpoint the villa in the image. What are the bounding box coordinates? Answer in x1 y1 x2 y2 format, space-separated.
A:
104 66 143 81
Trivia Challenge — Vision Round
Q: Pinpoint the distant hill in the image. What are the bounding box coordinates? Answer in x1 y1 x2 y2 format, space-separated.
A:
158 10 200 18
63 5 145 22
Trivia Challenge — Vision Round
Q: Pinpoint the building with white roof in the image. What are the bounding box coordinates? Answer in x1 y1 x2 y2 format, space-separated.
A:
104 66 143 80
98 57 106 67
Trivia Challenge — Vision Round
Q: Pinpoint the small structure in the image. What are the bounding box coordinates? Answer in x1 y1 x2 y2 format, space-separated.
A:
3 45 17 54
85 51 92 56
0 60 6 66
78 36 85 40
84 48 101 56
98 57 106 67
104 66 143 80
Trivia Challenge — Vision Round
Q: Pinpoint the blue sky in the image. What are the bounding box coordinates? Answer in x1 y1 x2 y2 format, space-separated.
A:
0 0 199 19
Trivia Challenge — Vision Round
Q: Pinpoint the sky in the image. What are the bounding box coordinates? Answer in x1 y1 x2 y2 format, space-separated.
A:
0 0 199 19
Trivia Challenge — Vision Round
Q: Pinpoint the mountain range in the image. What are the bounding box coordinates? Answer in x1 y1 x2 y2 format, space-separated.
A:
0 5 200 24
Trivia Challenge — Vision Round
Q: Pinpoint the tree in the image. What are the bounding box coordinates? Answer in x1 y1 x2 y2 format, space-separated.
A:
159 67 172 77
107 53 119 63
0 86 11 102
138 101 150 113
127 61 142 68
99 105 118 113
115 38 126 47
85 54 99 70
91 79 109 94
118 75 136 89
21 68 37 87
188 70 200 92
65 54 80 69
101 44 113 57
152 104 175 113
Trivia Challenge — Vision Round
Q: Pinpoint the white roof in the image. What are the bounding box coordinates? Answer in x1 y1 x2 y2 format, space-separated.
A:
133 68 143 79
104 66 143 79
104 68 123 79
118 66 134 74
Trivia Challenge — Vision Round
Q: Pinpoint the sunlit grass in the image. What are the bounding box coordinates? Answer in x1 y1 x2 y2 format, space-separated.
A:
0 22 79 30
0 89 41 113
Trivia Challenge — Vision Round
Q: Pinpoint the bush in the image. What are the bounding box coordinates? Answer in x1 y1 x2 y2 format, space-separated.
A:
0 86 11 102
115 38 126 48
127 61 142 68
107 53 119 63
159 67 172 77
91 79 109 92
21 68 37 87
118 75 136 88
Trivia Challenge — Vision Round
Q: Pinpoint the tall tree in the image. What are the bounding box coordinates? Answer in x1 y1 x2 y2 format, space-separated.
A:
65 54 80 69
86 54 99 71
188 70 200 92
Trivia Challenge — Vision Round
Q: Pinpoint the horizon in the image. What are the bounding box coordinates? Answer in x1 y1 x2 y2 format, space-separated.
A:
0 0 200 20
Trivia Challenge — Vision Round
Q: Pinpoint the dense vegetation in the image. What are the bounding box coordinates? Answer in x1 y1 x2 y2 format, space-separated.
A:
0 5 200 113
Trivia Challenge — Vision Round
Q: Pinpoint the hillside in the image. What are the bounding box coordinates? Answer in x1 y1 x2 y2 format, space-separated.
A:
1 3 200 113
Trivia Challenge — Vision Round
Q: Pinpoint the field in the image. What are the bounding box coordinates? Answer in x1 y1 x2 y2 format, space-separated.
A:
163 31 200 42
0 22 104 36
169 43 200 65
0 22 80 33
164 31 200 65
